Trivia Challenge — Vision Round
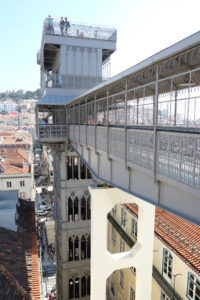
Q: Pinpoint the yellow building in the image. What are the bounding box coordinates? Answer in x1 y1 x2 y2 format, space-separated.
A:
107 204 200 300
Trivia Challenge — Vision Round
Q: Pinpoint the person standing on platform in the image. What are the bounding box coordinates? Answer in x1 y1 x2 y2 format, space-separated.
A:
64 17 70 35
59 17 65 35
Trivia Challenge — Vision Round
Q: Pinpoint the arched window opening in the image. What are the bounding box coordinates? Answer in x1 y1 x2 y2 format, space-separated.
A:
68 197 73 222
75 278 79 298
74 197 79 221
69 279 74 299
81 197 86 220
81 277 86 297
69 237 73 261
87 197 91 220
87 235 90 259
67 156 72 180
74 236 79 260
81 236 86 259
74 156 79 179
87 276 90 296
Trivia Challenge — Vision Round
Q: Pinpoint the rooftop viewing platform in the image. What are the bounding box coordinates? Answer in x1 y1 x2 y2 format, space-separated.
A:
38 17 117 53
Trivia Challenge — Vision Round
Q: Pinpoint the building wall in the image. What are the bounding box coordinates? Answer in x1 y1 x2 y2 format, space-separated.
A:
52 143 91 300
0 174 32 199
107 204 200 300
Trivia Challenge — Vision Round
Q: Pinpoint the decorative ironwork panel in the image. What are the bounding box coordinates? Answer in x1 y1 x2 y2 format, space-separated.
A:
127 130 154 170
157 132 200 189
80 125 86 144
109 128 125 159
87 126 95 147
96 127 107 152
39 125 68 139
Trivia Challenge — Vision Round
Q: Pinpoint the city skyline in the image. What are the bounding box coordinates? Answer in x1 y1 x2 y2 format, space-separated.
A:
1 0 200 92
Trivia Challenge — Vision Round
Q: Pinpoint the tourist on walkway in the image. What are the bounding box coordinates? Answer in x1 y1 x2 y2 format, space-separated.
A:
64 17 70 35
59 17 65 35
46 15 54 34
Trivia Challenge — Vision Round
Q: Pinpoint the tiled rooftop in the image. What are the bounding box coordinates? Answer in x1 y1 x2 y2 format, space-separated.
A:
125 204 200 276
0 199 41 299
0 265 31 299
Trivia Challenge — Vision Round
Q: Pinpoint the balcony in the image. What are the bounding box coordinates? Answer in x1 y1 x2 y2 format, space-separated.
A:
38 124 68 142
36 105 68 143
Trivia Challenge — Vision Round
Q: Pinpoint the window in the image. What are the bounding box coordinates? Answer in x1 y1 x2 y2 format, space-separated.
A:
130 267 136 276
162 248 173 280
112 227 116 246
81 277 86 297
69 279 74 299
20 180 25 187
74 237 79 260
160 290 170 300
112 205 116 216
81 236 86 259
187 272 200 300
121 207 126 229
131 218 137 239
87 276 90 296
75 278 79 298
111 280 115 296
81 196 86 220
120 270 124 288
69 237 73 261
130 286 135 300
7 181 12 188
120 238 125 252
87 235 90 259
74 197 79 221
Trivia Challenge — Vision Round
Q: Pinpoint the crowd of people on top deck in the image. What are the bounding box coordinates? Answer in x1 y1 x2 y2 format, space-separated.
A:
45 15 99 39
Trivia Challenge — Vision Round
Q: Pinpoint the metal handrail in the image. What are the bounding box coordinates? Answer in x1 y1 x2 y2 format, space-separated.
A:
43 18 117 42
39 124 68 139
155 216 200 257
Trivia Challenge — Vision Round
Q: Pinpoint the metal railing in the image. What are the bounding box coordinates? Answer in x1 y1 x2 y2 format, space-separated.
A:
68 67 200 129
69 125 200 191
43 19 117 42
39 125 68 139
155 216 200 257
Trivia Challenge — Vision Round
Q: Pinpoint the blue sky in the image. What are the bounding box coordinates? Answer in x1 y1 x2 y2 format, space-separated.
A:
0 0 200 92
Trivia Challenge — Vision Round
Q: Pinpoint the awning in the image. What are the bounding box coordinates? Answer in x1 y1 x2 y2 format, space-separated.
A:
38 95 75 106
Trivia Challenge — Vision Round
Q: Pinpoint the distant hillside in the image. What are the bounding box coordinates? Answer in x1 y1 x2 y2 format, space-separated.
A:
0 89 41 101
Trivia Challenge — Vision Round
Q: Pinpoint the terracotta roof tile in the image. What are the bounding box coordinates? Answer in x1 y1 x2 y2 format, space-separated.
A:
0 199 41 299
124 204 200 275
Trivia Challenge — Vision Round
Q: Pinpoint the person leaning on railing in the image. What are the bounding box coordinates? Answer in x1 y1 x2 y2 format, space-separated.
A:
46 15 54 34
